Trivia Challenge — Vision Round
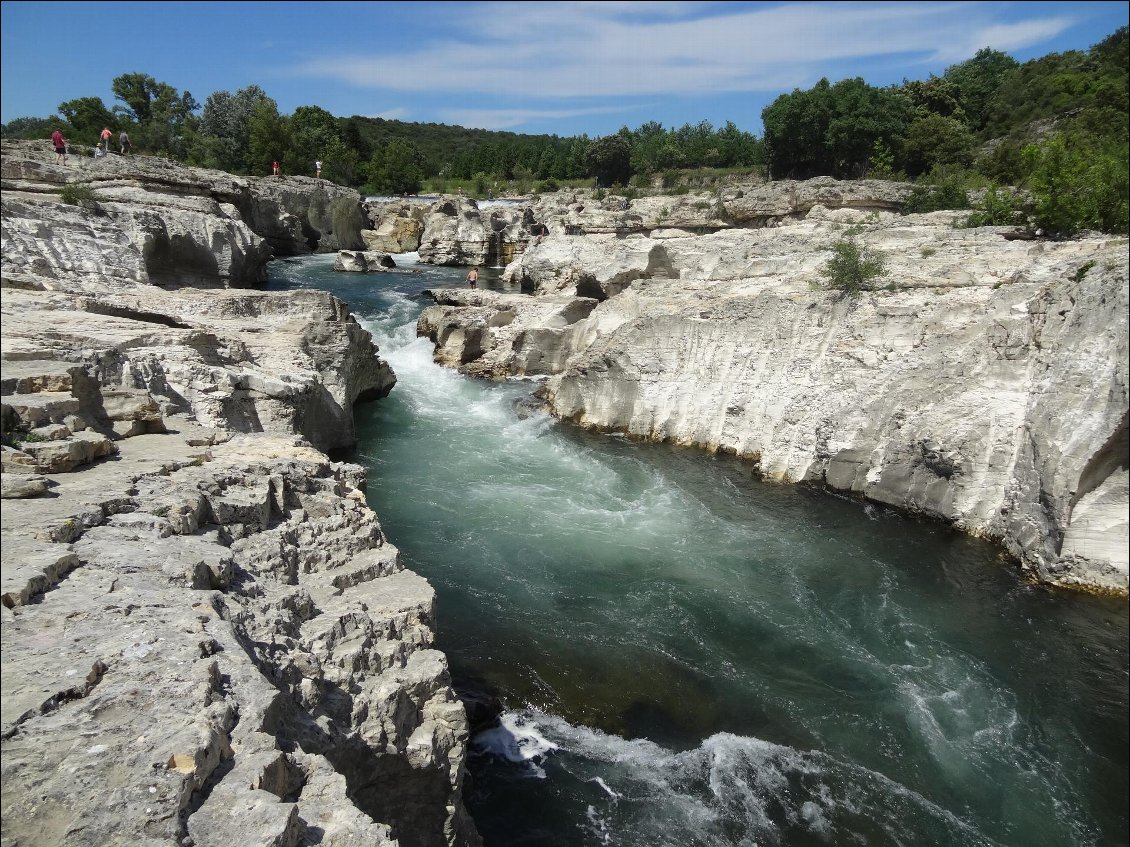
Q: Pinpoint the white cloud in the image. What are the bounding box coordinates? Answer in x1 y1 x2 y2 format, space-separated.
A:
369 107 411 121
439 104 644 131
294 2 1078 99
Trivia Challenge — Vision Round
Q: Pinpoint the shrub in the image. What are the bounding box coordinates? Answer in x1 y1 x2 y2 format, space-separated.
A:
59 182 98 205
538 177 559 192
1023 134 1129 237
901 182 969 214
963 184 1025 228
819 238 888 294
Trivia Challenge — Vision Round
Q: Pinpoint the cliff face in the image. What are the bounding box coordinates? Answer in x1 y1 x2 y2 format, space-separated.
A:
1 144 478 847
418 186 1129 594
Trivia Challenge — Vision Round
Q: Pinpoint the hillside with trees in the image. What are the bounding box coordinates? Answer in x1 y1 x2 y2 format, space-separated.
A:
3 26 1125 235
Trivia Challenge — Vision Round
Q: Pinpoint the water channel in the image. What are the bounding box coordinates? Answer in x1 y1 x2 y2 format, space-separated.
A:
268 254 1128 847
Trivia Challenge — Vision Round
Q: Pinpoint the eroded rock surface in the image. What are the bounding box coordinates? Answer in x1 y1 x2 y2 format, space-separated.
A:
419 191 1129 594
2 143 476 847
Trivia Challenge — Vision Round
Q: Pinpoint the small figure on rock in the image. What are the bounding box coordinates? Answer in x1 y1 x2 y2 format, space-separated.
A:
315 159 322 180
94 142 106 158
51 128 67 165
99 127 113 152
119 130 131 155
466 267 479 289
272 160 280 176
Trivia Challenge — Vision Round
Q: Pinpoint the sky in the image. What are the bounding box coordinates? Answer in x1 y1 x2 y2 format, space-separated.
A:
2 1 1126 137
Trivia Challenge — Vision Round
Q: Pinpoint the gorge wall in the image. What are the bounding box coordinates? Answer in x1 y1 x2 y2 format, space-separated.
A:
1 141 479 847
417 187 1129 595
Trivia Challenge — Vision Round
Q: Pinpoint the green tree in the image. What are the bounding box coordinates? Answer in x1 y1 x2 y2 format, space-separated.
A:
57 97 116 145
367 140 425 195
111 73 198 157
943 48 1020 131
584 134 633 186
0 116 56 140
902 114 976 176
195 85 276 172
247 100 290 175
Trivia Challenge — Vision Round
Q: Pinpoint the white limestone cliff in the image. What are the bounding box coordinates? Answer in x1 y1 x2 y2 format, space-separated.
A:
418 186 1129 594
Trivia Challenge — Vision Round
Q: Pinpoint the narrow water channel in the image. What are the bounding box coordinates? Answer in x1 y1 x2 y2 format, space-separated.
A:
269 255 1128 847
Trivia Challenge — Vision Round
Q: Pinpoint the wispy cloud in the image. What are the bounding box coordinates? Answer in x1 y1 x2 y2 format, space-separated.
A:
439 104 645 131
369 107 411 121
293 2 1078 98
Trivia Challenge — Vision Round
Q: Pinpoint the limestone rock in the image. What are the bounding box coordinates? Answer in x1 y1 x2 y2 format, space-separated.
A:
335 250 396 273
418 195 1129 594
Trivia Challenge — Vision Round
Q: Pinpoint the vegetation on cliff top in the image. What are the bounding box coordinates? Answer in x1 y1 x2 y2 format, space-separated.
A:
3 27 1125 235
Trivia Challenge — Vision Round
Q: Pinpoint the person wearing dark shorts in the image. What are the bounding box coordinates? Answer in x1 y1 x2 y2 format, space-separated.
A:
119 130 131 155
466 267 479 289
51 128 67 165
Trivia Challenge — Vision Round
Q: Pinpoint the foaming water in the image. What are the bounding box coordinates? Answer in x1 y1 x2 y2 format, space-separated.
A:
269 255 1128 847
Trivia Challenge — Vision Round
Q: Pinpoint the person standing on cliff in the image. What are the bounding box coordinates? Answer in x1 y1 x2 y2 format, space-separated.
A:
315 160 322 180
51 128 67 164
272 160 280 176
466 267 479 289
99 127 113 152
119 130 131 155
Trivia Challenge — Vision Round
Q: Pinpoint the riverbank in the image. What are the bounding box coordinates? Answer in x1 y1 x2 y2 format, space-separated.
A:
1 141 479 847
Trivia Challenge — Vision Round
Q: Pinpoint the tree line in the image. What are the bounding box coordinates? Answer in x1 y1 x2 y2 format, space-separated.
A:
2 26 1125 234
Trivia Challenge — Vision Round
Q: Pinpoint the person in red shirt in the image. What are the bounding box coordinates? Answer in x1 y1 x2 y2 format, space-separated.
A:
99 127 112 152
51 128 67 165
273 161 280 176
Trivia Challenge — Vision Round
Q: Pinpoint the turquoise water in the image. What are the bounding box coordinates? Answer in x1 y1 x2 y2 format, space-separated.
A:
269 255 1128 847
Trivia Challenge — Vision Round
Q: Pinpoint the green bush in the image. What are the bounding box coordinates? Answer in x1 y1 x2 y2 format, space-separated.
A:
59 182 98 205
963 184 1025 228
901 182 970 214
819 238 888 293
1023 133 1129 237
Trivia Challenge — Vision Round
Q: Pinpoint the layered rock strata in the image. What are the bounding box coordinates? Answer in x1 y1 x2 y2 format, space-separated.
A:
418 190 1129 594
2 145 478 846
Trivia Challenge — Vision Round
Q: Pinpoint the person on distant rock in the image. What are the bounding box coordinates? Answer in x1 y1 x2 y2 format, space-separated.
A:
94 142 106 158
315 160 322 180
51 128 67 164
119 130 131 155
466 267 479 289
99 127 112 152
272 160 280 176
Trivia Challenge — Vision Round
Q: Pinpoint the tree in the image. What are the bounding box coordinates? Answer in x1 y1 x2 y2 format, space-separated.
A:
0 116 56 140
367 140 425 195
762 79 834 178
763 78 910 178
247 100 290 175
288 105 354 180
943 48 1020 131
57 97 116 145
111 73 198 157
902 114 976 176
584 134 632 186
196 85 276 172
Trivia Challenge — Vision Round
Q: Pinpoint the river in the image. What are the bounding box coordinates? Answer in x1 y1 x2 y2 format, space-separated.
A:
269 254 1128 847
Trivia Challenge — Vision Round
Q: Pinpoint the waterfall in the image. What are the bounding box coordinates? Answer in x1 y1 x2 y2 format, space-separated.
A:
492 231 504 269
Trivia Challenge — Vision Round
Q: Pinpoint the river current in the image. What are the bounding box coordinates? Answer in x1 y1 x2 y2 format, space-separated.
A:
269 254 1128 847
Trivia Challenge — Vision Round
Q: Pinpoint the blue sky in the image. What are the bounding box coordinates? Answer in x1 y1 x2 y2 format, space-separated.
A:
2 1 1126 137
